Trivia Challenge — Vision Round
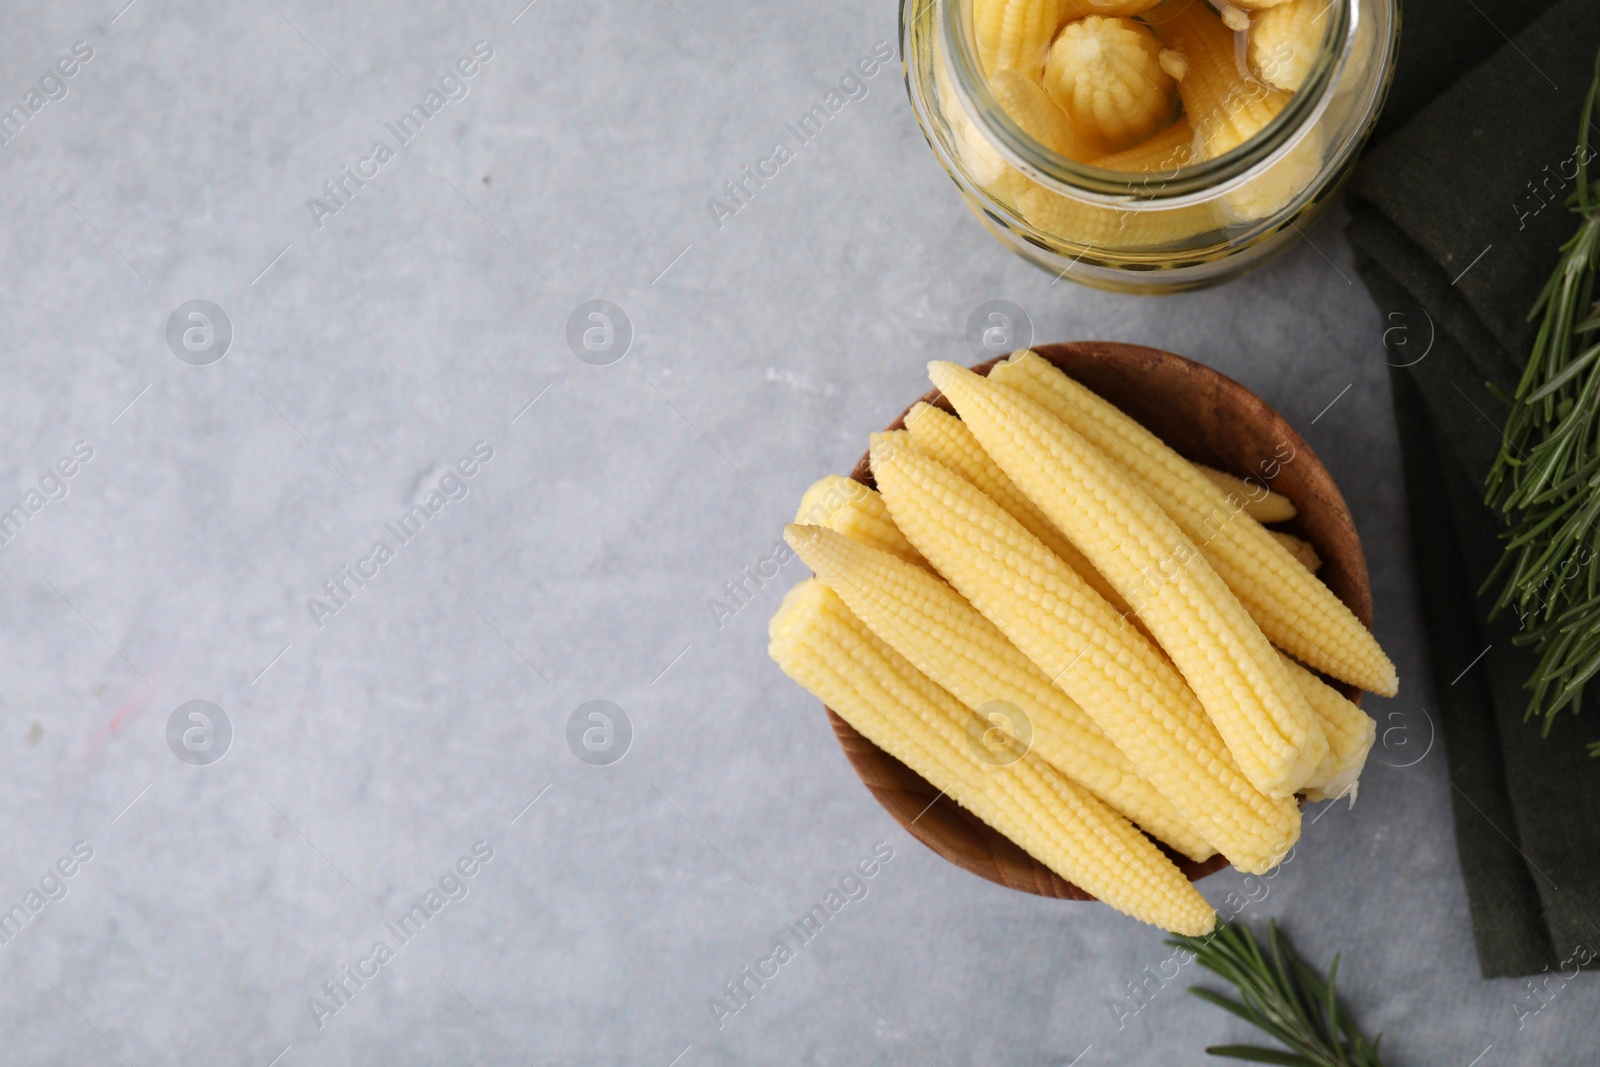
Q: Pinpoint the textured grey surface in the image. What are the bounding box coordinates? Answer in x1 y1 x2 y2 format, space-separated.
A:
0 1 1595 1064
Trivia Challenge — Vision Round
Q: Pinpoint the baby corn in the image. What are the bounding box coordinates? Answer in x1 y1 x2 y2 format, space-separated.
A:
974 0 1067 77
929 361 1328 798
991 351 1398 697
870 435 1301 872
795 474 927 568
936 57 1013 188
905 402 1131 613
1219 126 1324 222
769 578 1217 933
1149 0 1289 159
1063 0 1164 14
989 68 1108 161
1249 0 1332 92
1279 653 1375 803
1005 175 1223 248
1197 464 1298 523
1090 117 1199 173
787 523 1214 861
1270 530 1322 573
1043 16 1177 151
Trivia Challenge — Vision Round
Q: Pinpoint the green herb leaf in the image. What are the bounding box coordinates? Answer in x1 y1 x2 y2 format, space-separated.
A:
1167 921 1386 1067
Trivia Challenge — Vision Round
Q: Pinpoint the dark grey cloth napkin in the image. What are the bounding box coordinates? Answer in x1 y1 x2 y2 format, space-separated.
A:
1345 0 1600 977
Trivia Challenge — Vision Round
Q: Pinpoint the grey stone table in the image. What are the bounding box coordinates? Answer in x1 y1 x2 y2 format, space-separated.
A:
1 1 1594 1064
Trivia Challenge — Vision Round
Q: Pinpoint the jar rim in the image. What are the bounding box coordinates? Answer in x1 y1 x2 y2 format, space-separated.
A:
939 0 1357 204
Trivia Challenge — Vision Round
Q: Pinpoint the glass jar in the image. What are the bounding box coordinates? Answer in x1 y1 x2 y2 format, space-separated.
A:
902 0 1399 292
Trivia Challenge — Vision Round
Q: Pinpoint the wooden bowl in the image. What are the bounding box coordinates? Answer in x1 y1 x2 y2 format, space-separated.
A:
828 341 1371 899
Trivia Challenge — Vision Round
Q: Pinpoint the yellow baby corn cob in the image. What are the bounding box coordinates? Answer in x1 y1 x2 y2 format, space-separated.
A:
787 523 1214 861
989 68 1108 161
1197 464 1298 522
928 361 1327 798
1005 174 1223 248
1043 16 1177 151
990 351 1399 697
1149 0 1290 158
1064 0 1164 15
1249 0 1331 91
795 474 926 568
870 435 1301 872
1228 0 1294 8
935 56 1013 188
974 0 1067 77
1271 530 1322 573
1090 117 1199 173
1220 125 1324 222
769 578 1217 934
1278 653 1375 803
904 402 1132 613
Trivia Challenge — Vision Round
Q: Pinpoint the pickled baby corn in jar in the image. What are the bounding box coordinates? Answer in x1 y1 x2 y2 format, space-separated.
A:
904 0 1397 291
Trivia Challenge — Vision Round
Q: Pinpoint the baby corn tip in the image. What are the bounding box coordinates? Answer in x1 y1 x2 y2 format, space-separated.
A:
783 522 820 548
926 360 970 391
868 430 911 470
1215 1 1250 30
868 430 908 453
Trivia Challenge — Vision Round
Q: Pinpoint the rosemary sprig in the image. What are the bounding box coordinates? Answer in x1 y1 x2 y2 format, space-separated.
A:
1167 921 1386 1067
1482 43 1600 745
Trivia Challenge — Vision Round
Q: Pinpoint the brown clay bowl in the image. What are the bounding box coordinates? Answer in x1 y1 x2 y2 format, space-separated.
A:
827 341 1370 899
